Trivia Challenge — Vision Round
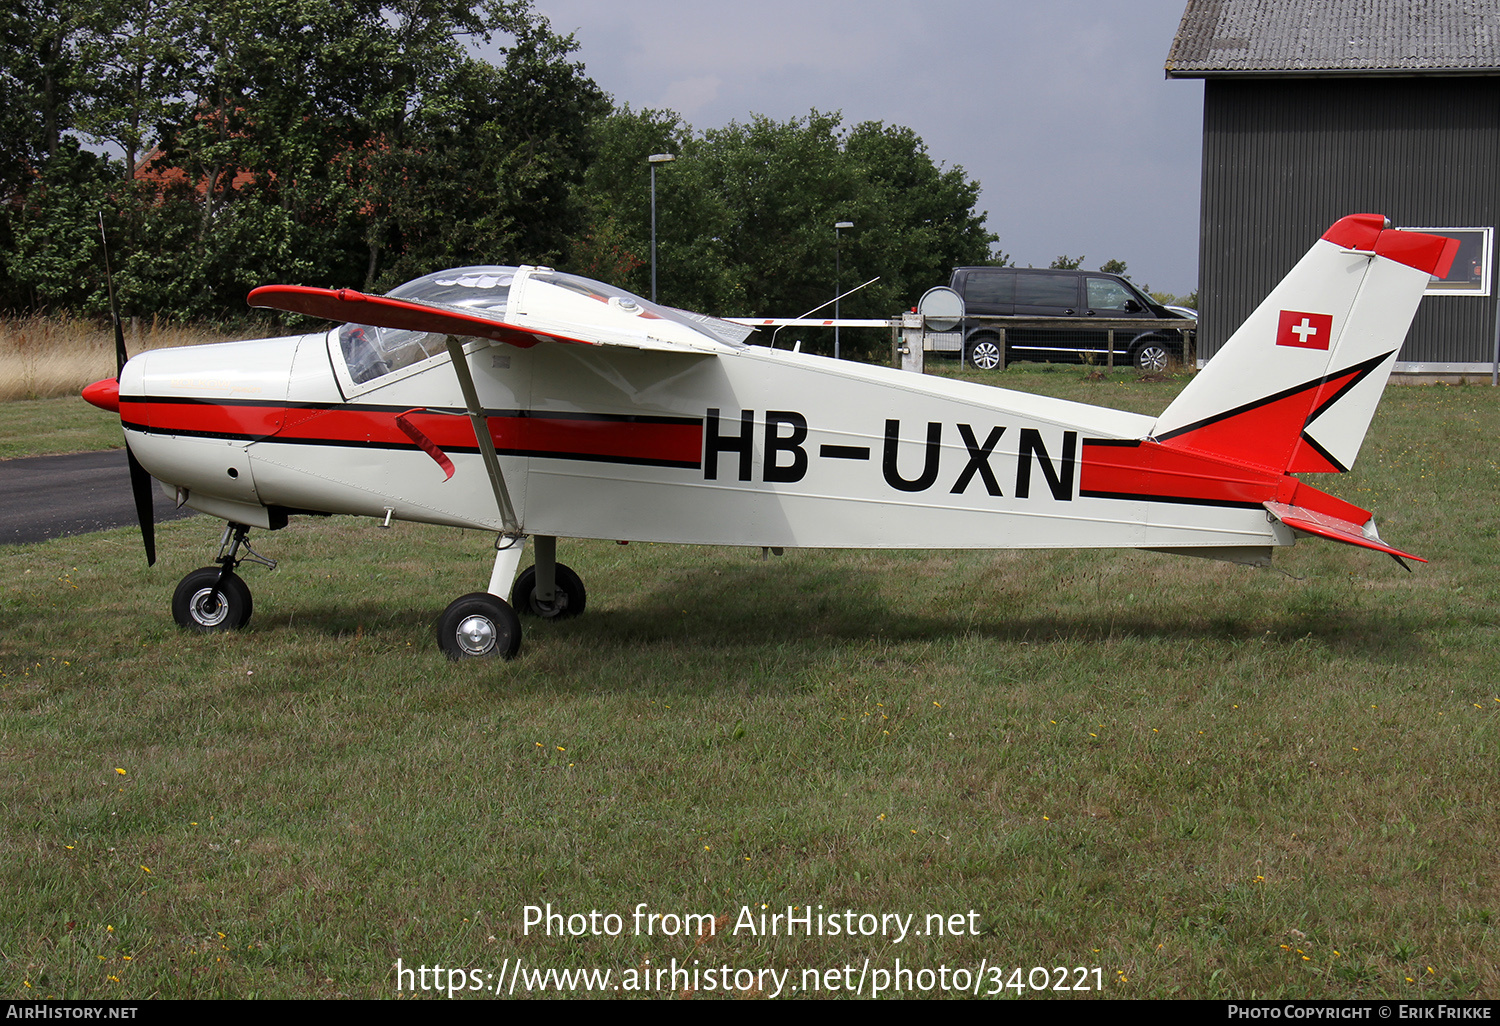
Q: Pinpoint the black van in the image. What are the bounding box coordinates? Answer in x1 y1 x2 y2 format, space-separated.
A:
947 267 1193 371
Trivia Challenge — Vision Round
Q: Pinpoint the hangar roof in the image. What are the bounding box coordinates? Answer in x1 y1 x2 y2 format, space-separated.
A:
1166 0 1500 77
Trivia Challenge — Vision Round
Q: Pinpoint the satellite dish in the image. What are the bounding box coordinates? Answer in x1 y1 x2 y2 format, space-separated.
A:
917 286 964 332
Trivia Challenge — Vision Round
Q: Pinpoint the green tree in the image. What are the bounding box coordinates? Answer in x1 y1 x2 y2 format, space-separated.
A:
0 0 88 167
71 0 194 180
1049 254 1085 270
3 139 117 310
572 108 995 358
62 0 607 318
0 0 92 304
568 106 687 292
352 11 608 289
841 120 991 305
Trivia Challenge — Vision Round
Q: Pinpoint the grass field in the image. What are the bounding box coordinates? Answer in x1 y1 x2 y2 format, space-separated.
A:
3 365 1498 999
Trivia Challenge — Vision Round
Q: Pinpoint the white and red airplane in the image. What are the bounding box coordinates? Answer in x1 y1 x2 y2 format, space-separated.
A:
82 214 1456 659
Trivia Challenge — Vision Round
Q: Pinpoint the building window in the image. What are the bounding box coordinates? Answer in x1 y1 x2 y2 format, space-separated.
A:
1400 227 1493 296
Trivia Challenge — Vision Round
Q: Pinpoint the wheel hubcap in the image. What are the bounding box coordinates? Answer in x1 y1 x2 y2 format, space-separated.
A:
456 614 496 656
1140 347 1167 372
188 586 229 627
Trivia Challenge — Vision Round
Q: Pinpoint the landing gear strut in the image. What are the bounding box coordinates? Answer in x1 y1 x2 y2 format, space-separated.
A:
511 535 587 619
436 534 587 659
171 523 276 632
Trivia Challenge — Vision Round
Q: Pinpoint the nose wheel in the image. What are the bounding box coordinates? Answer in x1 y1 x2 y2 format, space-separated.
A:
170 523 274 632
172 567 253 630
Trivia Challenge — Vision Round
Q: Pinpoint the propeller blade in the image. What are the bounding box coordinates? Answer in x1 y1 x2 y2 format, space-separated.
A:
127 444 157 566
100 213 128 377
113 311 128 378
100 211 154 565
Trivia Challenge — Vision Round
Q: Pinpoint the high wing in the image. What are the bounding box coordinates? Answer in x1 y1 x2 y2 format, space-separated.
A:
248 266 747 355
248 284 575 349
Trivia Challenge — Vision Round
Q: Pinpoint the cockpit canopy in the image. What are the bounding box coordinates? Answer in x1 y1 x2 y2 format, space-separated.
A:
339 267 516 384
337 266 752 385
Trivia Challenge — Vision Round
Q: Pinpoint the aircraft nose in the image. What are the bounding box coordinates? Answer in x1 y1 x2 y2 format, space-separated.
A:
83 377 122 413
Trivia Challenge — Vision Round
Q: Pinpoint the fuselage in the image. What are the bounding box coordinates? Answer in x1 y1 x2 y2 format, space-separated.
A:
79 221 1457 656
116 323 1290 556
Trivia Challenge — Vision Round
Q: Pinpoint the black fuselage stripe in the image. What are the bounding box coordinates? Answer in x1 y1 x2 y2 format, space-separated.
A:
1077 489 1265 509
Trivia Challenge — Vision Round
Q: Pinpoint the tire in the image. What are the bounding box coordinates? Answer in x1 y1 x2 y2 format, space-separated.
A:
511 563 586 620
436 592 522 660
1131 336 1175 373
966 336 1003 371
172 567 253 631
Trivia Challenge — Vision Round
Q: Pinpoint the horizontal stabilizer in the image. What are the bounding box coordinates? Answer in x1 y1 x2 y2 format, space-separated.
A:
1263 500 1425 566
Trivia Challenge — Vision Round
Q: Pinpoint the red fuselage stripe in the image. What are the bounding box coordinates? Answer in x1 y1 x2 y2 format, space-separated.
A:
1080 438 1374 528
1079 439 1282 507
121 400 704 468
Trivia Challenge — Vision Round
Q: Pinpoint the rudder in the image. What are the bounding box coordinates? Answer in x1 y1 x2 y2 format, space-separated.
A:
1151 215 1458 475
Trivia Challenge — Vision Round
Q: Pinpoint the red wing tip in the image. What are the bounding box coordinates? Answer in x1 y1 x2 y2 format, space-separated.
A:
247 284 296 302
248 284 364 307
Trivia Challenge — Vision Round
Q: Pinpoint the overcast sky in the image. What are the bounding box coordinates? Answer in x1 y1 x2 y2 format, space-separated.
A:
529 0 1205 298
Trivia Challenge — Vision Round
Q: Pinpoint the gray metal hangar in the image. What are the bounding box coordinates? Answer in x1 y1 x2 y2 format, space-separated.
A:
1166 0 1500 375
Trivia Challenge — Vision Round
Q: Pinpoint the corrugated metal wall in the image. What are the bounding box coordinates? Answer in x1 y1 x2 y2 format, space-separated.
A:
1200 76 1500 365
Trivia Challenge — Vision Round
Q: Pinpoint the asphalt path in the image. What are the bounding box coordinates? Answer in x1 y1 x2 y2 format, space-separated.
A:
0 449 196 547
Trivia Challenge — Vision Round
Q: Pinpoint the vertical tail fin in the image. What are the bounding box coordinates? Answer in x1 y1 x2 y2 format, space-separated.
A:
1152 215 1458 475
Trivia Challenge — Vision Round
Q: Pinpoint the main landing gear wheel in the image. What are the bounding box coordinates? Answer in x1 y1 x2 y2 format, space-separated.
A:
511 563 587 620
172 567 253 631
436 593 522 660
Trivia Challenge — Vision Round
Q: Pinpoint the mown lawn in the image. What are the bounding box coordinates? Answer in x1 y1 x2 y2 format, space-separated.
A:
3 366 1497 999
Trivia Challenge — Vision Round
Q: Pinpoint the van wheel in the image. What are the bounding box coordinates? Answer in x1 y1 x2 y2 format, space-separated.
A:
1132 337 1174 373
966 337 1003 371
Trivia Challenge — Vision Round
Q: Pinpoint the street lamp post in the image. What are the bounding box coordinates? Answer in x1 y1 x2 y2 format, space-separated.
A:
648 154 676 303
834 221 853 359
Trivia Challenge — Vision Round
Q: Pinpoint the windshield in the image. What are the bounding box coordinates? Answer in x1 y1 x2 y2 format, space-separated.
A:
528 270 753 348
338 266 518 384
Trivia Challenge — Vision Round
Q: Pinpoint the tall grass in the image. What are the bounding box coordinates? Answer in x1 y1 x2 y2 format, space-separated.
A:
0 315 242 402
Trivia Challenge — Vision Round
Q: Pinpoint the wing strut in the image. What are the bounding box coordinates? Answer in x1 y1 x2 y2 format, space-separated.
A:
444 335 519 534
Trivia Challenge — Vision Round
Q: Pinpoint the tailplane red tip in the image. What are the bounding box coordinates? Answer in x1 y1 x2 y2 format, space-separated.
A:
1320 213 1388 251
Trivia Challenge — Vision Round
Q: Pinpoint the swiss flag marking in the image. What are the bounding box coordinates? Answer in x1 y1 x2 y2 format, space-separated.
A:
1277 310 1333 351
